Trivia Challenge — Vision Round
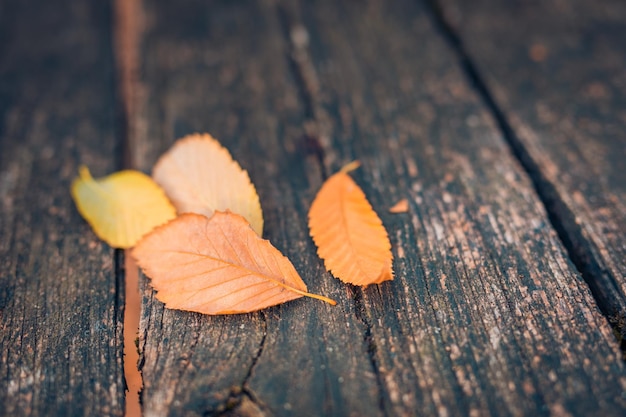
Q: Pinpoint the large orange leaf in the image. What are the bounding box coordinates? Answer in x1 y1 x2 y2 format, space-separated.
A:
152 133 264 236
308 162 393 286
71 166 176 248
132 212 335 314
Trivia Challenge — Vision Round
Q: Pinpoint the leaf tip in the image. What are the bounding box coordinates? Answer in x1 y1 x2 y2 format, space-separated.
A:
378 259 395 284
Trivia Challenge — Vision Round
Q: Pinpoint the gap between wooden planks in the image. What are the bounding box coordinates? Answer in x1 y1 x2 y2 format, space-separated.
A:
113 0 144 414
123 255 142 417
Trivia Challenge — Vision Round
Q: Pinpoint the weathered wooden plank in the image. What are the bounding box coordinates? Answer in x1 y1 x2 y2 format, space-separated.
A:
132 1 380 415
0 1 124 416
436 0 626 334
130 0 626 416
281 1 626 415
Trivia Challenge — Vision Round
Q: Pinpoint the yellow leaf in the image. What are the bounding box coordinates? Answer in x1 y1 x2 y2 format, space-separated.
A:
152 133 264 236
71 166 176 248
132 212 335 315
308 162 393 286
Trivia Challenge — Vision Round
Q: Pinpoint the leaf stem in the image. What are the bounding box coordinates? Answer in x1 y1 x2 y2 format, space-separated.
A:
340 160 361 174
295 289 337 305
78 165 93 180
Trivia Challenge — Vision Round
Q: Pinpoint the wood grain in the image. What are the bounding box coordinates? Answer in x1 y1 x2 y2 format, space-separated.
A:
436 0 626 335
283 1 626 415
0 0 124 415
133 1 378 415
128 0 626 416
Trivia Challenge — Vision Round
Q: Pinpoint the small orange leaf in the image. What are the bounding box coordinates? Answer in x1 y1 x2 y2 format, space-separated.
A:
71 166 176 248
152 133 264 236
389 198 409 213
132 212 335 314
308 162 393 286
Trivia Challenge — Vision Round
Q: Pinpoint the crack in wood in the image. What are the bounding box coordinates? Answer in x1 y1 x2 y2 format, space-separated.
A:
114 250 124 357
209 389 269 417
274 3 391 415
276 3 330 180
425 0 626 348
352 287 389 417
276 5 318 122
207 313 268 417
301 132 328 181
241 312 268 393
112 0 148 415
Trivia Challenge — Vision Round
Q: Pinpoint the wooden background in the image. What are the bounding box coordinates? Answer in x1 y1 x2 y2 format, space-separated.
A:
1 0 625 416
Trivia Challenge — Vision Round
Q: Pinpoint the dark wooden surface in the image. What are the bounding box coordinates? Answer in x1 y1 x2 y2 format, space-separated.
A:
436 0 626 334
0 0 124 416
2 0 626 416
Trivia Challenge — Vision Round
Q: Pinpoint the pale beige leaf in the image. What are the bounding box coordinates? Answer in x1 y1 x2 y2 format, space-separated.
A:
132 212 335 314
308 163 393 286
152 133 264 235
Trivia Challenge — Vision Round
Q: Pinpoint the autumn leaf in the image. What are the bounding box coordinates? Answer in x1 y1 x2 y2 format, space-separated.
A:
389 198 409 213
308 162 393 286
152 133 264 236
132 212 335 314
71 165 176 248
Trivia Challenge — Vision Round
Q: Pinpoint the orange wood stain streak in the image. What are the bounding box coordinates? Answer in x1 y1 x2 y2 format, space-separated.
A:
124 254 142 417
114 0 144 414
114 0 144 168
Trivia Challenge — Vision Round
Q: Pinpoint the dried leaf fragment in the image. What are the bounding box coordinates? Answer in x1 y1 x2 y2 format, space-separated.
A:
389 198 409 213
132 212 335 314
152 133 264 236
71 166 176 248
308 162 393 286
